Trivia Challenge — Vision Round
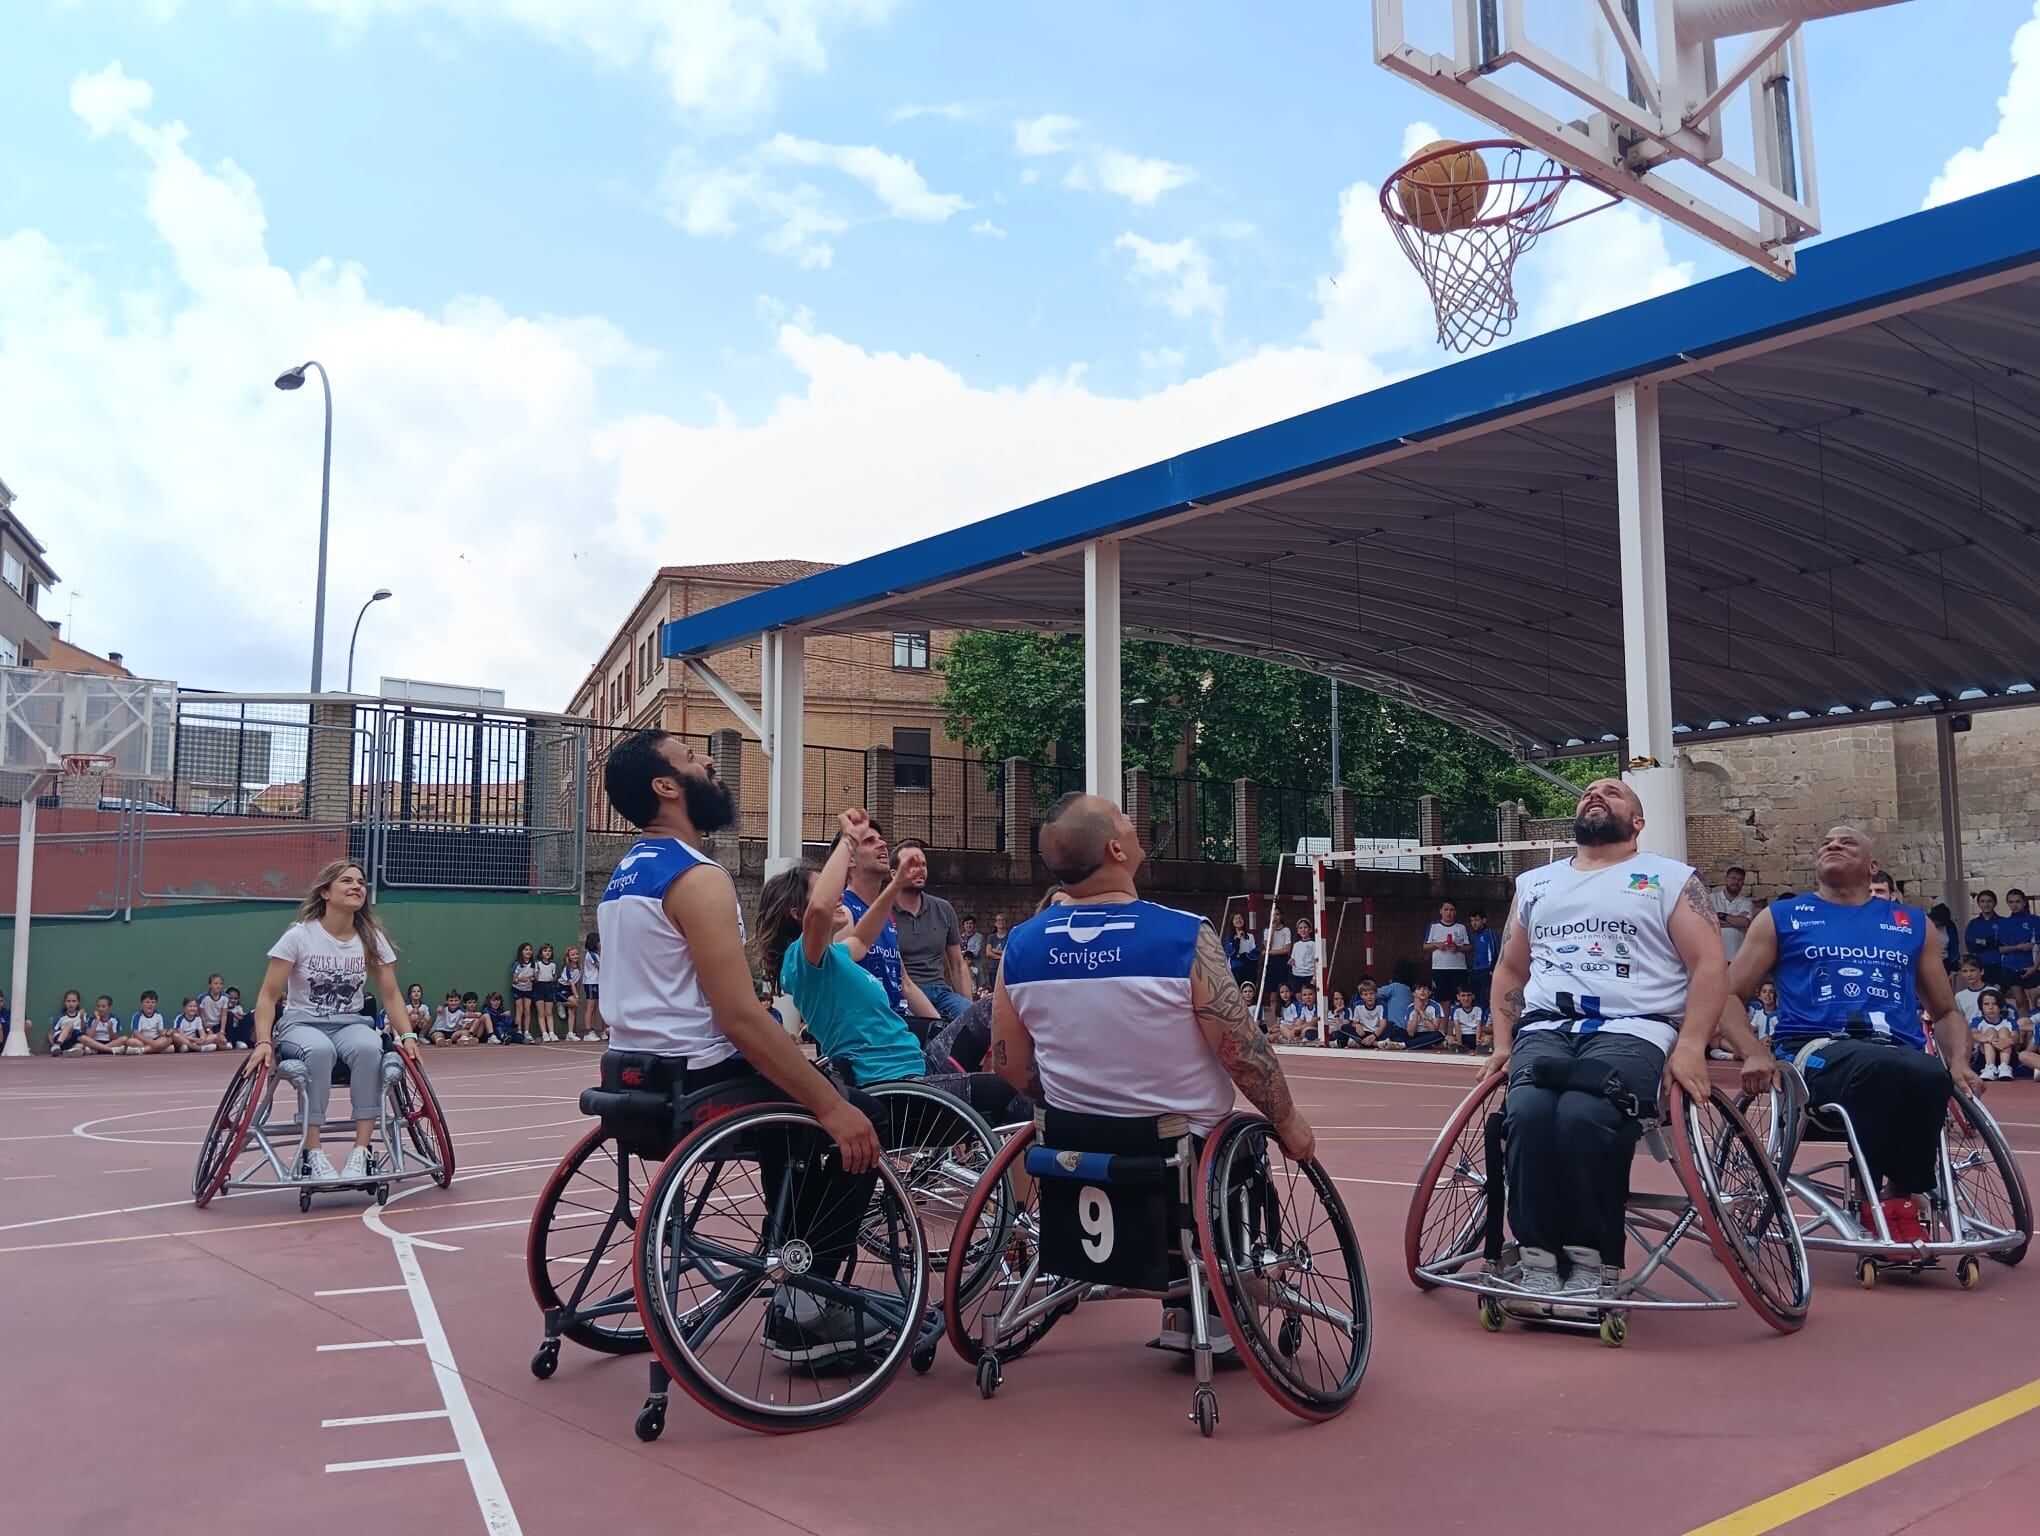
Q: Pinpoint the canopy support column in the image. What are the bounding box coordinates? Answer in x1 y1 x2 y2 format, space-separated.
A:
1083 539 1123 805
764 632 806 877
1935 711 1967 917
1613 381 1686 861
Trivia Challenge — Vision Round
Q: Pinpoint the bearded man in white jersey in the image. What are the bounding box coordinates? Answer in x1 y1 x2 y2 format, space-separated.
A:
1484 779 1732 1315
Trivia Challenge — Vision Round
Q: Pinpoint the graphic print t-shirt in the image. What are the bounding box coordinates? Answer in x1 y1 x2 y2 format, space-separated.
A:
268 921 396 1018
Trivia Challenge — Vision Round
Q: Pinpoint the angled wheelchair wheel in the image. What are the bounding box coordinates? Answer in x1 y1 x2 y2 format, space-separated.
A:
527 1127 655 1354
941 1124 1076 1367
193 1057 269 1208
634 1104 927 1434
1947 1093 2031 1267
1673 1083 1809 1334
393 1053 455 1188
1198 1114 1370 1421
861 1082 1001 1289
1404 1072 1503 1289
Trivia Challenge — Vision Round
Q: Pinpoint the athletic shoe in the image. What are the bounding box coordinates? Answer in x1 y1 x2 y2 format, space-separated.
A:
1882 1197 1928 1245
1555 1246 1605 1320
1503 1246 1564 1317
763 1291 890 1364
303 1149 339 1183
564 1032 581 1042
340 1147 372 1181
1147 1305 1237 1358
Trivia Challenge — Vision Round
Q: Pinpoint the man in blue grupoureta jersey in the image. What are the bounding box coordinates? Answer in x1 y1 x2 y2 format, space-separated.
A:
1723 825 1980 1245
832 817 941 1028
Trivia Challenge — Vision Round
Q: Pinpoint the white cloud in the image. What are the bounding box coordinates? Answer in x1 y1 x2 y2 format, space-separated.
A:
69 61 154 137
889 102 968 122
1517 199 1693 333
236 0 898 128
1114 233 1224 321
969 218 1006 239
658 149 844 266
1013 114 1081 156
763 133 971 221
1018 167 1040 186
1401 121 1444 161
1090 148 1194 206
1140 345 1187 372
1925 2 2040 207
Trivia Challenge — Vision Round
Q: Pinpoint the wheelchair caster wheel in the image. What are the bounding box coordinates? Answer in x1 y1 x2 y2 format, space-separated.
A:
1191 1386 1219 1438
911 1341 937 1375
298 1188 313 1213
976 1355 1002 1400
1957 1255 1981 1290
375 1184 390 1207
530 1343 559 1381
1478 1297 1506 1333
1856 1257 1878 1290
634 1403 665 1442
1599 1313 1628 1349
1277 1317 1303 1358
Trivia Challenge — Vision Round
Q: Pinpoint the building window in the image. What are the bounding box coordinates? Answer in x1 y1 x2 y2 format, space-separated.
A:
0 635 16 668
893 728 931 792
1 551 21 596
892 631 929 670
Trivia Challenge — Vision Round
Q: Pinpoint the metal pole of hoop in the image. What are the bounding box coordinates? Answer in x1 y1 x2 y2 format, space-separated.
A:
1312 856 1328 1045
4 762 62 1057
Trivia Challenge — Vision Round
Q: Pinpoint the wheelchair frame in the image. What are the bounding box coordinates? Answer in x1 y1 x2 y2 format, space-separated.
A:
1405 1074 1808 1345
942 1111 1370 1436
192 1046 454 1212
1744 1063 2032 1289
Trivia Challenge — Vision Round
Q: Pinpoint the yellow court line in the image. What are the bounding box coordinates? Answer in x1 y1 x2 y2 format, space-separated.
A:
1684 1375 2040 1535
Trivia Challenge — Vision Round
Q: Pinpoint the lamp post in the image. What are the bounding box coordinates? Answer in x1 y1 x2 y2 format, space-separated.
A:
274 361 333 691
346 589 393 693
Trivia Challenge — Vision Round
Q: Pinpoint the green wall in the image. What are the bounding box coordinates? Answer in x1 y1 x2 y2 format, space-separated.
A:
3 891 583 1048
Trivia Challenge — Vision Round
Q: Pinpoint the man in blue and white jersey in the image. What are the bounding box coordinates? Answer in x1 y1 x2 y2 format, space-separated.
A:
833 817 940 1026
1485 779 1736 1315
1723 825 1977 1244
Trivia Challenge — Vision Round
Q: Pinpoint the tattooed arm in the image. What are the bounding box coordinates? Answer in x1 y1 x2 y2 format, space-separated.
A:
1189 923 1315 1162
1666 871 1730 1100
1482 897 1532 1080
989 966 1045 1102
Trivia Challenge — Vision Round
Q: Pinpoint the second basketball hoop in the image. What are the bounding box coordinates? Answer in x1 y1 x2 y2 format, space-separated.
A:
1381 139 1613 353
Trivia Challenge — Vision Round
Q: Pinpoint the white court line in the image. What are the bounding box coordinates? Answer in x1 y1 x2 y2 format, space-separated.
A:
400 1208 594 1240
1 1174 55 1180
0 1190 259 1233
323 1409 451 1428
1331 1174 1420 1189
327 1451 466 1474
315 1284 408 1297
317 1338 425 1352
103 1167 151 1174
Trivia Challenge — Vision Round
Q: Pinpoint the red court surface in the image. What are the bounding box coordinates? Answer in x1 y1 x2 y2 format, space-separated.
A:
4 1046 2035 1536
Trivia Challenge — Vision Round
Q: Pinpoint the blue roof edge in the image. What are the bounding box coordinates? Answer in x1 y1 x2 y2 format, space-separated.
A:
663 175 2040 661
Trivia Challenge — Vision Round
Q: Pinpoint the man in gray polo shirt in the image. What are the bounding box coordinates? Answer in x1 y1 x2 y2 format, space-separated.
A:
890 838 975 1021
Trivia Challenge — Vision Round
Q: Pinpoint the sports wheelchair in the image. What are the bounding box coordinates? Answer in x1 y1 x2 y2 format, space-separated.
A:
192 1038 454 1212
940 1107 1370 1436
527 1051 1002 1439
1740 1061 2031 1290
1405 1072 1809 1344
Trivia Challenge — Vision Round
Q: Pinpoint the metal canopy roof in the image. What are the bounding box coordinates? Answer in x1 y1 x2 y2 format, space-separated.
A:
662 176 2040 754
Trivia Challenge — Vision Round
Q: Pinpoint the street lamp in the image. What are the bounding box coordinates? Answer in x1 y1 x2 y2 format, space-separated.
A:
346 589 393 693
274 360 333 692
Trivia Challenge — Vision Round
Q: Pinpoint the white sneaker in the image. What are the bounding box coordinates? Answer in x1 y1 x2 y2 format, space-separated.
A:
303 1149 339 1183
564 1032 581 1042
340 1147 372 1181
1503 1246 1565 1317
1556 1246 1605 1320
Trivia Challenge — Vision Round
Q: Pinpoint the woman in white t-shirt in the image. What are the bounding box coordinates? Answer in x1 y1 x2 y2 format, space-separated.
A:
251 860 419 1184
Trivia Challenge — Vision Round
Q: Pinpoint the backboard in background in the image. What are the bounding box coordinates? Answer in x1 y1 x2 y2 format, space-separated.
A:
0 665 175 778
1374 0 1915 277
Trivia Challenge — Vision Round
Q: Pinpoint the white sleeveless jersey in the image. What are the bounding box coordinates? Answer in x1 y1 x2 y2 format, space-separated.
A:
1002 900 1235 1135
1514 851 1696 1053
596 837 740 1065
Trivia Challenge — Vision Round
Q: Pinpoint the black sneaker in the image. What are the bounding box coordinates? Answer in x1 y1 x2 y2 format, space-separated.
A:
764 1293 890 1364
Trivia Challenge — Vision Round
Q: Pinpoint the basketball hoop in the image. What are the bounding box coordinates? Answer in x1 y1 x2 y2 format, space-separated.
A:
58 753 116 780
1381 139 1617 354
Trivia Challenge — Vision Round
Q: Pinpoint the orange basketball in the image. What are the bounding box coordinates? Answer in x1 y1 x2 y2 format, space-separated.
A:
1394 140 1490 234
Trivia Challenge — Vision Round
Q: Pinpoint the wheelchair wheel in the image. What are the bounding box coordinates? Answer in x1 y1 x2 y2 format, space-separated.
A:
526 1127 655 1354
861 1082 1001 1288
193 1058 269 1208
1404 1072 1503 1289
1673 1083 1809 1334
634 1104 927 1434
941 1123 1077 1367
1947 1093 2031 1267
393 1053 455 1188
1197 1114 1369 1422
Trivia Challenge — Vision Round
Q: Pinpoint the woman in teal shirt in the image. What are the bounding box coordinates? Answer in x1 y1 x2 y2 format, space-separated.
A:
755 808 1028 1124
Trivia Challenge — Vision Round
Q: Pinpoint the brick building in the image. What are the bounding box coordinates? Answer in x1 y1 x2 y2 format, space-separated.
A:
568 560 976 837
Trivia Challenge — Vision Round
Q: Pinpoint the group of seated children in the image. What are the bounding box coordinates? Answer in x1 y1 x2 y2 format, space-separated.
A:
1250 972 1494 1053
1951 954 2038 1080
418 980 603 1048
47 976 254 1055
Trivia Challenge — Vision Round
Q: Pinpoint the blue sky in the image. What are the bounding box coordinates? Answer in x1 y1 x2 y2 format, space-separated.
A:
2 1 2036 703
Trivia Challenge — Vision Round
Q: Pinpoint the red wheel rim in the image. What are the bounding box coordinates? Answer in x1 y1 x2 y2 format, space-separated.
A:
526 1126 607 1314
194 1060 268 1209
941 1125 1036 1363
401 1053 456 1187
1668 1083 1807 1334
1403 1072 1505 1289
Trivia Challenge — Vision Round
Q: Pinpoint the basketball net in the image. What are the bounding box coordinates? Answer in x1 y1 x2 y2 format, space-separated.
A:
1381 140 1615 353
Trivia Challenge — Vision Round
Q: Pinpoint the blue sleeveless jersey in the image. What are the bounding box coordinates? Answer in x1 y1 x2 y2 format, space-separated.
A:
839 888 906 1012
1771 893 1928 1052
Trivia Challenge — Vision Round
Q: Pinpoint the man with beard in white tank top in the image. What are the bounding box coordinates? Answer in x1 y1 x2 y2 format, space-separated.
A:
1484 778 1732 1317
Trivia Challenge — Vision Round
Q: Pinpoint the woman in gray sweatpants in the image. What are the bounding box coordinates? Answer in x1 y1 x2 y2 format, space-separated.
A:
252 859 421 1184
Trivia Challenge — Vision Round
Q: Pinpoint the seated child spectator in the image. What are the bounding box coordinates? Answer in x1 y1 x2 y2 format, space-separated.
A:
1326 989 1350 1037
195 974 230 1042
1953 955 1985 1024
223 987 255 1049
1333 979 1389 1049
1376 961 1418 1032
1746 980 1779 1041
127 991 175 1055
1973 989 2017 1081
1273 982 1320 1045
402 983 432 1038
2019 1006 2040 1078
81 995 125 1054
1266 982 1296 1035
170 996 213 1052
0 989 10 1052
48 989 88 1055
1449 985 1489 1053
429 990 469 1047
1385 982 1447 1051
484 990 518 1043
1238 980 1259 1021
